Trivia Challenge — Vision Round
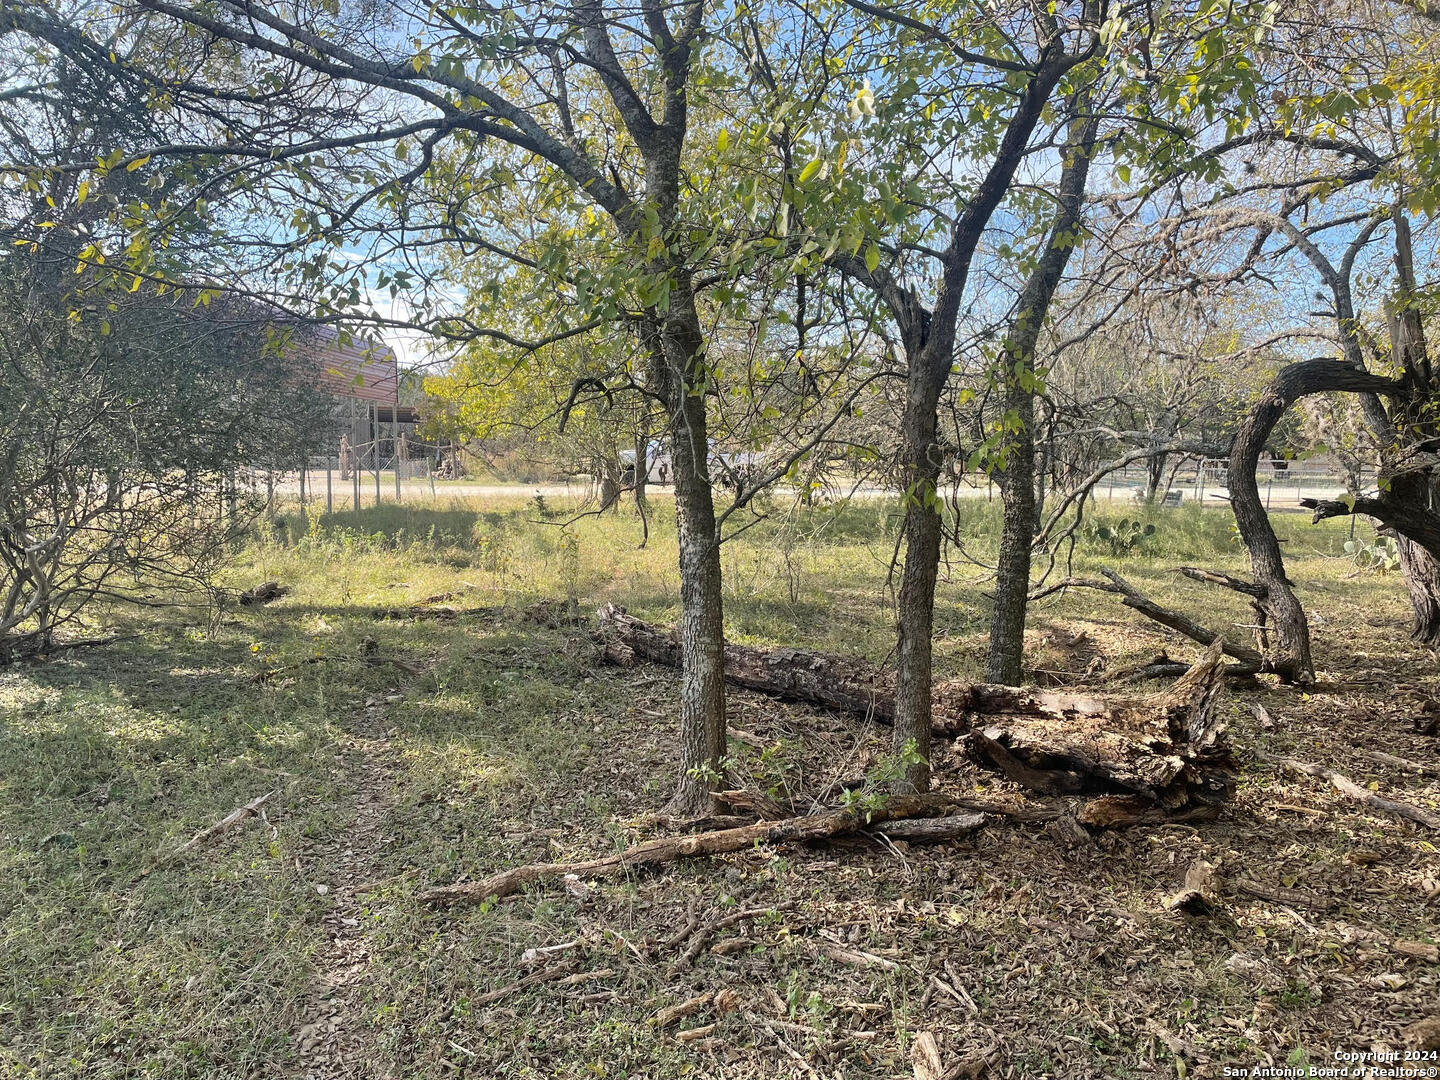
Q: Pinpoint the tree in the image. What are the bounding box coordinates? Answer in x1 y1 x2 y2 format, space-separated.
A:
0 5 332 660
0 0 895 813
1135 0 1440 676
773 0 1110 788
984 94 1100 685
0 252 329 659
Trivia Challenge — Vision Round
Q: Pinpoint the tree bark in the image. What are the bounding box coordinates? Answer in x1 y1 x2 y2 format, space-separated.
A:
986 102 1098 685
1229 359 1404 682
655 292 728 816
1165 859 1220 915
988 375 1038 687
1399 535 1440 645
1146 450 1167 504
633 430 649 549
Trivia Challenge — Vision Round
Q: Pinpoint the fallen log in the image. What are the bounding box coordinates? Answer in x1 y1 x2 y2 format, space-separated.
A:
1078 795 1222 828
418 793 966 906
868 812 986 844
598 604 896 722
598 606 1236 810
238 581 286 605
1040 572 1265 675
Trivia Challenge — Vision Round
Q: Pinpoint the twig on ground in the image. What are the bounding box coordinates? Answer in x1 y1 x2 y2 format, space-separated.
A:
470 959 582 1007
143 790 275 875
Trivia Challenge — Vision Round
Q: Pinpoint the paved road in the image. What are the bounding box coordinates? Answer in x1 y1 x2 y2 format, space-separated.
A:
270 471 1352 511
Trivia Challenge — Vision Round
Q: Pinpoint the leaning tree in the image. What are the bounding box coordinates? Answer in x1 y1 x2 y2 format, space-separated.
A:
1139 0 1440 679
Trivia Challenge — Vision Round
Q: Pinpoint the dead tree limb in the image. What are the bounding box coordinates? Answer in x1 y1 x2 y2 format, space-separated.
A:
1035 571 1265 675
1173 567 1268 599
1166 859 1221 915
1256 752 1440 831
418 794 967 906
144 790 275 874
868 812 986 843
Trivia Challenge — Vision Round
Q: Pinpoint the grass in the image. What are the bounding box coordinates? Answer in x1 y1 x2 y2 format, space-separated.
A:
1 493 1434 1078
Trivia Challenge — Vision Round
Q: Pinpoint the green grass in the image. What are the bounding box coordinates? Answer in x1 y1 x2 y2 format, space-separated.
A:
0 493 1428 1077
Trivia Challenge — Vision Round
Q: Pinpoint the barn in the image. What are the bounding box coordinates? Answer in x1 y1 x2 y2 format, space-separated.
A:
290 329 421 470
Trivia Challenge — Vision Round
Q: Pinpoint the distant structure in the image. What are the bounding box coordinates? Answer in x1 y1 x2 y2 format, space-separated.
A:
291 329 419 469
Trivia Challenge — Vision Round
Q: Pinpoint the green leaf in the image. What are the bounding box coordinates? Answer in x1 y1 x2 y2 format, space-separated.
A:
864 243 880 273
796 158 824 184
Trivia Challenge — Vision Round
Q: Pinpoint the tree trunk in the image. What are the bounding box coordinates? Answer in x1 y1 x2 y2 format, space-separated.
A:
893 403 942 794
1146 450 1167 504
985 103 1097 685
988 393 1036 685
652 293 727 817
1387 472 1440 644
1228 360 1402 683
1399 536 1440 645
633 431 650 549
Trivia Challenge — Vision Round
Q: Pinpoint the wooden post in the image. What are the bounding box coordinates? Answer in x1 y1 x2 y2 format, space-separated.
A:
299 464 307 514
326 457 333 514
1265 474 1273 510
393 420 401 502
372 404 381 506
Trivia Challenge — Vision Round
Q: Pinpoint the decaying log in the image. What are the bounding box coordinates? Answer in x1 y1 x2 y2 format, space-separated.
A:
1077 795 1222 828
1256 752 1440 831
1234 876 1334 911
238 581 287 605
418 794 967 906
1166 859 1220 915
599 604 896 721
598 606 1236 812
1403 1017 1440 1053
868 812 986 844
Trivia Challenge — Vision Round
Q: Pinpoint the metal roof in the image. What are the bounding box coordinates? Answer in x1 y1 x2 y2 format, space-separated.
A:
292 328 399 405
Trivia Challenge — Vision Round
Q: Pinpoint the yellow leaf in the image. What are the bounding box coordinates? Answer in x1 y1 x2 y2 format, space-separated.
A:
125 156 150 172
